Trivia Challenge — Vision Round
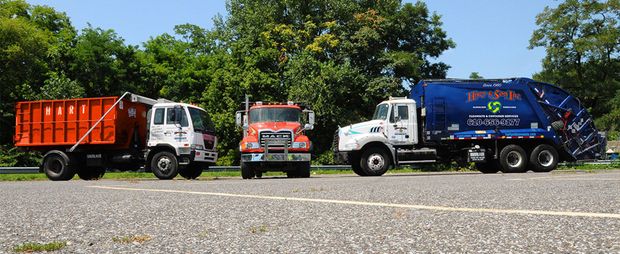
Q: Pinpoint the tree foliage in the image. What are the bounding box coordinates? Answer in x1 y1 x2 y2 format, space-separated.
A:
469 72 483 79
0 0 454 165
209 0 455 161
529 0 620 136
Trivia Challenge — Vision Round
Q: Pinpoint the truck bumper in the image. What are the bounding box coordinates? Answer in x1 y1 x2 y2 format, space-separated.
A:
241 153 311 162
334 151 351 164
193 150 218 163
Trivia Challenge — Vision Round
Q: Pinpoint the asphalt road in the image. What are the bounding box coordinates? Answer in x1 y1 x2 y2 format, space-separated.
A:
1 170 620 253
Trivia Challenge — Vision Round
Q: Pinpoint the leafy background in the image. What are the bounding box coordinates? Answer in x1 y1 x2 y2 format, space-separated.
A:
1 0 618 166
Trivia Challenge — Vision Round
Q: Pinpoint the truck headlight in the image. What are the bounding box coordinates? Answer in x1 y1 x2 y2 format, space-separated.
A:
344 143 359 150
292 142 307 148
241 142 260 150
191 144 204 150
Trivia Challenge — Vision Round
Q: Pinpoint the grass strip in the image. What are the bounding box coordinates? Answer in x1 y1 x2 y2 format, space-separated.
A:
0 163 618 181
13 241 66 252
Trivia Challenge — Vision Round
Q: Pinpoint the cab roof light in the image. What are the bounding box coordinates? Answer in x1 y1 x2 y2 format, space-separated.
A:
256 101 263 106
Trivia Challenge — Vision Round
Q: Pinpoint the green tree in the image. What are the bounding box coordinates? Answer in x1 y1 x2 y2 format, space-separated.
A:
210 0 454 160
68 25 140 97
38 72 85 99
469 72 483 79
0 0 78 145
529 0 620 127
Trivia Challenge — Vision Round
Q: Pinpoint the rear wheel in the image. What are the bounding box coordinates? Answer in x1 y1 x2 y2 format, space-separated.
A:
77 167 105 180
151 151 179 180
360 147 390 176
241 162 255 179
529 144 559 172
43 152 76 181
475 161 499 174
499 145 527 173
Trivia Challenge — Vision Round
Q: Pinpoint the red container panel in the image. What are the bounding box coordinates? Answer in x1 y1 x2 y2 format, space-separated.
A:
15 97 147 150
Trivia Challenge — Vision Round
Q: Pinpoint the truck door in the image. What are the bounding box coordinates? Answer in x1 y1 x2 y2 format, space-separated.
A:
388 103 416 145
148 106 190 146
148 107 166 145
164 107 190 146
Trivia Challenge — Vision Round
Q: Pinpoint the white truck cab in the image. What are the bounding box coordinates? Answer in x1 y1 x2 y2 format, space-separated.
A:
337 97 417 150
146 102 218 179
335 97 435 176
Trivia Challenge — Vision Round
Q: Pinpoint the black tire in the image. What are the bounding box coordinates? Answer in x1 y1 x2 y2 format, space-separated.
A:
296 162 311 178
179 164 204 179
255 170 263 179
150 151 179 180
529 144 559 172
360 147 390 176
475 161 499 174
77 167 106 180
499 145 528 173
43 152 76 181
241 162 255 179
286 169 297 178
350 154 367 176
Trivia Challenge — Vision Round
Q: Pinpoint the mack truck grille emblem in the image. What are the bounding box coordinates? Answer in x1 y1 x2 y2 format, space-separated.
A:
260 131 293 147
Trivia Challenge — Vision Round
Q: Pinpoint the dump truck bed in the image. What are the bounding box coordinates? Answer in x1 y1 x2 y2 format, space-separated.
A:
14 96 148 151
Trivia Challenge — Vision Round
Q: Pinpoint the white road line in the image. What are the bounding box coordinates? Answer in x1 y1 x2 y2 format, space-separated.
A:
87 185 620 219
507 173 620 181
536 178 620 181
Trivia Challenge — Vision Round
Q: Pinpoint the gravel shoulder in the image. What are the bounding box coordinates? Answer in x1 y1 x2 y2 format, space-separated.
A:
1 170 619 253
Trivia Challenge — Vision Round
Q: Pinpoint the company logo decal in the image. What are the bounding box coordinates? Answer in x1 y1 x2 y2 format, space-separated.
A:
487 101 502 113
467 90 522 102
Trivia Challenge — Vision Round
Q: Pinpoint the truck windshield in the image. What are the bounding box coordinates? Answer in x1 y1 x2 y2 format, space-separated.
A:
188 107 216 134
372 104 389 120
249 108 300 123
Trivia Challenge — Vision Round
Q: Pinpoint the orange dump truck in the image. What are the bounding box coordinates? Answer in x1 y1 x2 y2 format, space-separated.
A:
14 92 218 180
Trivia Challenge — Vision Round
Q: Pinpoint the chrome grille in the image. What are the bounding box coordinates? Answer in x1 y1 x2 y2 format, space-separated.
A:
259 131 293 147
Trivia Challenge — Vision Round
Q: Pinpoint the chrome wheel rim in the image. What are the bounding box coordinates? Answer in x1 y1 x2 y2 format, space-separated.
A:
157 157 172 172
367 153 385 171
538 150 554 167
506 151 523 168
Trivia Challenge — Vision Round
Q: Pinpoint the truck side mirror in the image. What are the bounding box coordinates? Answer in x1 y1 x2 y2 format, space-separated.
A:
235 111 243 127
305 110 315 125
304 110 315 131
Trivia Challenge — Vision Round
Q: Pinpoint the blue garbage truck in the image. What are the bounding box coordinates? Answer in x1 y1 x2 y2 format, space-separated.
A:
334 78 606 175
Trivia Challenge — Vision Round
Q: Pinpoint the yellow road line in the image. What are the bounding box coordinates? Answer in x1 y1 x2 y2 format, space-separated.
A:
87 185 620 219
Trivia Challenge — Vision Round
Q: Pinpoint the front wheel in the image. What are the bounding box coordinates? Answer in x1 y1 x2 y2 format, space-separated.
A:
151 151 179 180
296 162 311 178
350 154 367 176
241 162 255 179
499 145 528 173
179 164 204 179
359 147 390 176
529 144 559 172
